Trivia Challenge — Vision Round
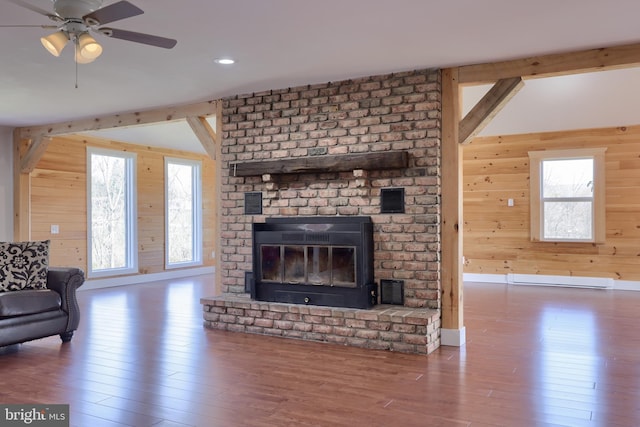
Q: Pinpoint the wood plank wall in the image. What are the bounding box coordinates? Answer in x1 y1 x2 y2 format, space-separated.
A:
463 124 640 281
29 134 216 276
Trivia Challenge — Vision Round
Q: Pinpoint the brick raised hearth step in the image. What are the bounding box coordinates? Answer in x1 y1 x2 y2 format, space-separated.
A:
201 294 441 354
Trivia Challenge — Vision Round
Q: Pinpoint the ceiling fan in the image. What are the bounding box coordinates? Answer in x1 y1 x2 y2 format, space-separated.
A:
2 0 177 64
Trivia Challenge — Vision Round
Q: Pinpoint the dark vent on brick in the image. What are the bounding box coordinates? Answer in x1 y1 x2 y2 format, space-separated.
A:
244 192 262 215
381 187 405 213
380 279 404 305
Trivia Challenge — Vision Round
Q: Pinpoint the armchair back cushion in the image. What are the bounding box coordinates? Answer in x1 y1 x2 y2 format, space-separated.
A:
0 240 50 292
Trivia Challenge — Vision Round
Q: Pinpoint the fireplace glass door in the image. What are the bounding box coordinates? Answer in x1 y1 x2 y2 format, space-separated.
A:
331 247 356 286
260 245 282 282
260 244 356 288
284 246 305 283
306 246 329 285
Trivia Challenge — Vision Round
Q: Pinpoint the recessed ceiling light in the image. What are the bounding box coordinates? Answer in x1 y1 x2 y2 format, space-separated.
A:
215 58 235 65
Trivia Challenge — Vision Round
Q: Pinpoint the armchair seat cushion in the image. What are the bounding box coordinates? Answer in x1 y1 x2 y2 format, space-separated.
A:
0 289 61 318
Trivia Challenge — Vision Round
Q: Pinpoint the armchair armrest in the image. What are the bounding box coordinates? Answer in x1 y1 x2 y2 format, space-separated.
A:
47 267 85 333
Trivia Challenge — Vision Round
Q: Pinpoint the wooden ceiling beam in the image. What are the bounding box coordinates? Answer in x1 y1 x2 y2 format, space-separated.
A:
17 100 221 140
459 42 640 85
459 77 524 145
186 115 218 160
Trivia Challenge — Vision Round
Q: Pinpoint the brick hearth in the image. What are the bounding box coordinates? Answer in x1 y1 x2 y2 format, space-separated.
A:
202 295 440 354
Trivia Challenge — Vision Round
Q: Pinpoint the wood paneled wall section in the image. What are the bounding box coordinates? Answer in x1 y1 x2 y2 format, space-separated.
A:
30 134 216 276
463 124 640 281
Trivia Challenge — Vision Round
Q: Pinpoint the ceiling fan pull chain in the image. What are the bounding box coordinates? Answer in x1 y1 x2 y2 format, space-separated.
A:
74 37 79 89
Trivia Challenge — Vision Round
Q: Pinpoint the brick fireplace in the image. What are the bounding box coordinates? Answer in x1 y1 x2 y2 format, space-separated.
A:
201 68 442 354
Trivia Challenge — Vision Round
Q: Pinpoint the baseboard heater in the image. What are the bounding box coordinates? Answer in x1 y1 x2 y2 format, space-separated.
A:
507 274 614 290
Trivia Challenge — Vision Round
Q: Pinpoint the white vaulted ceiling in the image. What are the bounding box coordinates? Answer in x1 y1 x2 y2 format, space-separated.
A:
2 0 640 152
462 68 640 137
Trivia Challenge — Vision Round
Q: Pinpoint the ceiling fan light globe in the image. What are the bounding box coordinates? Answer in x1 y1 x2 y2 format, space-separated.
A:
74 49 96 64
78 33 102 60
40 31 69 57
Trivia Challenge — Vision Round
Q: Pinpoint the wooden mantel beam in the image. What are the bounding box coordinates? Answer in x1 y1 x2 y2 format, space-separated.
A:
459 41 640 85
230 151 408 177
17 100 221 140
459 77 524 145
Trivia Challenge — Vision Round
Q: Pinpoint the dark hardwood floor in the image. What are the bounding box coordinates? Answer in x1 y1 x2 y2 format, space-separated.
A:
1 276 639 426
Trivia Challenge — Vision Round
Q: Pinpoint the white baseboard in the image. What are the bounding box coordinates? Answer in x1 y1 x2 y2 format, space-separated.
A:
463 273 508 284
507 273 613 289
441 327 466 347
613 280 640 291
80 266 215 291
463 273 640 291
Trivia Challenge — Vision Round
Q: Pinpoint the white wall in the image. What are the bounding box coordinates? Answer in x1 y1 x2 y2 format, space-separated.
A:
0 127 13 240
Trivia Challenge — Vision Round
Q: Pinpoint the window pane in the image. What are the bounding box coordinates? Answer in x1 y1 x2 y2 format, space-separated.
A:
543 201 592 240
167 163 194 263
542 159 593 198
91 154 127 270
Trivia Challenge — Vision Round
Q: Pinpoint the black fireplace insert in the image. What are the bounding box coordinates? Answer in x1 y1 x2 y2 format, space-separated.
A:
251 216 376 309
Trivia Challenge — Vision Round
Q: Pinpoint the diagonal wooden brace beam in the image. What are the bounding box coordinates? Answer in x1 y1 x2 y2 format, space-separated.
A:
20 135 52 173
185 116 218 160
459 77 524 145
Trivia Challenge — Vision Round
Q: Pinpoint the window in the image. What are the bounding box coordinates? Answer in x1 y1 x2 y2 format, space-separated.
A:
529 148 606 243
87 148 138 277
165 157 202 268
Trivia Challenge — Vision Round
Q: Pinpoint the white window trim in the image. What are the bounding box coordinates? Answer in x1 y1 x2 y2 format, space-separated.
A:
86 147 138 278
164 157 203 269
528 148 607 243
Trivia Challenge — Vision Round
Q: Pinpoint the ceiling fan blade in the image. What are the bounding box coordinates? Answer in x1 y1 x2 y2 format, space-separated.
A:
83 1 143 26
6 0 61 21
99 28 177 49
0 24 58 28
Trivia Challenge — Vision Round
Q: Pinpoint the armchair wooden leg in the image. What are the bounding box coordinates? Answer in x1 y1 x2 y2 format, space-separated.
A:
60 331 74 343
